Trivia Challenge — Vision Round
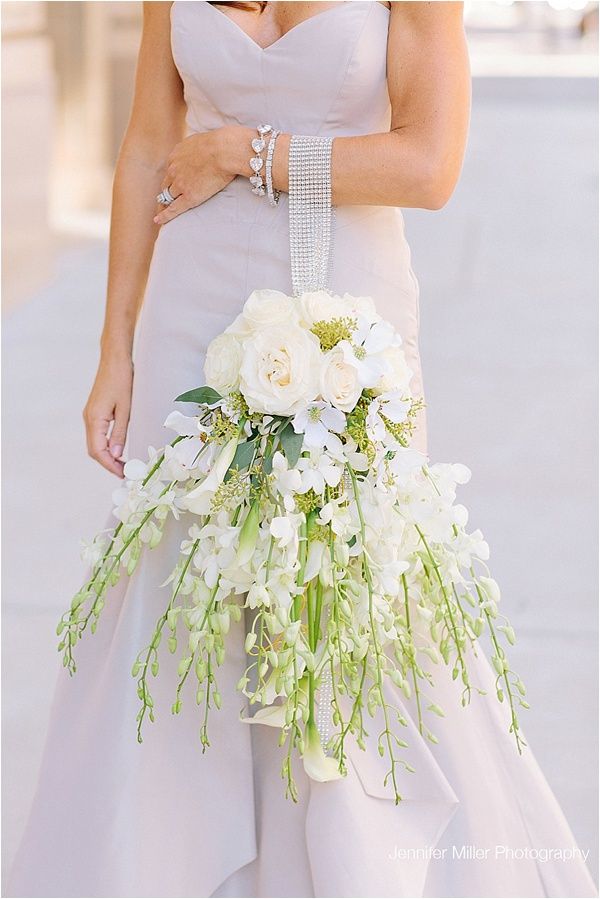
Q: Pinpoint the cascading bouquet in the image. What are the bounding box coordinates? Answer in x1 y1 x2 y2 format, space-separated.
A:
58 287 528 803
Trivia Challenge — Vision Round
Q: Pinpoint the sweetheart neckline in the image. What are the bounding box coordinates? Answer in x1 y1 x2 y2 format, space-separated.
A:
194 1 390 54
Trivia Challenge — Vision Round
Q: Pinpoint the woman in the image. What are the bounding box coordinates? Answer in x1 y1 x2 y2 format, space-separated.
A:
7 2 596 897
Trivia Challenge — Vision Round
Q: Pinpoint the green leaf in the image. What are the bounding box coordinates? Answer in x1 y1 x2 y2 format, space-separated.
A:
228 439 255 473
279 422 304 468
174 386 222 405
262 450 274 475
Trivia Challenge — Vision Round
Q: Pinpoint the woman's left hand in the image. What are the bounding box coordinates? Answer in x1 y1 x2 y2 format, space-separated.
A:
153 126 250 225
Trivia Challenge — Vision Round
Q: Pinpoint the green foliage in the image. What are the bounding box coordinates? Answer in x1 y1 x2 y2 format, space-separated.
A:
175 386 222 405
279 422 304 467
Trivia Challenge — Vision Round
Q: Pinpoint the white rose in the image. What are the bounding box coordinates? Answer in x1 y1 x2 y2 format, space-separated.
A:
319 344 362 412
375 345 414 395
341 293 381 325
297 290 347 328
225 312 250 338
239 324 321 415
204 332 243 394
238 289 300 333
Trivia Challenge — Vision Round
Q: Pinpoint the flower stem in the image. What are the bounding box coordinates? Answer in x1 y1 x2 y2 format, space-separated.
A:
347 464 402 803
402 573 424 735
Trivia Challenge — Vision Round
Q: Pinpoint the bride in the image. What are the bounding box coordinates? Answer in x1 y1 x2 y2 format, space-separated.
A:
7 2 596 897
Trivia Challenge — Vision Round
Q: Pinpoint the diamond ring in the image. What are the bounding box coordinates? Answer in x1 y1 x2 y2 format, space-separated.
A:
156 187 176 206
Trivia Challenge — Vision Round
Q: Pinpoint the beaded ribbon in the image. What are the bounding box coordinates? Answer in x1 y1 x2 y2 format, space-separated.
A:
288 134 335 750
288 134 335 297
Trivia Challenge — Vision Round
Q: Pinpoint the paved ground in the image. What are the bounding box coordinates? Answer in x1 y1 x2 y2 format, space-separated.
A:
2 77 598 889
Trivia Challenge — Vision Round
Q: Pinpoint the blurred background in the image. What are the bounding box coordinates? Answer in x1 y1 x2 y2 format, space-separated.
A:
2 0 598 890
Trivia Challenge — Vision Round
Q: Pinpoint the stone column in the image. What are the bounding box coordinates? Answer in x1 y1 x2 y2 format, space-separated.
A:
1 1 56 309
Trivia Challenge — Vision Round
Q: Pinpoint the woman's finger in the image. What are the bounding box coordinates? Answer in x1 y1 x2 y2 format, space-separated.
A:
86 412 125 478
108 402 130 461
154 194 192 225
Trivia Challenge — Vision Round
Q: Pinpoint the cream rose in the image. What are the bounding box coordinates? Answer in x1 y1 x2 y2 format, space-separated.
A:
375 344 414 395
341 293 380 325
239 324 321 415
238 289 300 333
319 344 362 412
297 290 347 329
224 312 250 338
204 332 243 394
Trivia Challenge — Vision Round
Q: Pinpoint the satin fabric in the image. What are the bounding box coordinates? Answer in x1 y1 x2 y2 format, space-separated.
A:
7 3 597 896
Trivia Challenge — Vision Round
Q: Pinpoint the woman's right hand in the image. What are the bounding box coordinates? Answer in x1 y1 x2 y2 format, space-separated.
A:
83 355 134 478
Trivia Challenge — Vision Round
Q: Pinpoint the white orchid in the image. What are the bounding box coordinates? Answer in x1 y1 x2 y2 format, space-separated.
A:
264 567 300 609
478 575 501 604
375 342 414 396
271 451 302 508
366 390 412 445
339 317 396 388
296 448 343 495
317 498 357 540
121 458 148 481
164 411 204 438
79 534 110 567
385 446 428 485
162 412 213 480
291 401 345 453
270 514 302 549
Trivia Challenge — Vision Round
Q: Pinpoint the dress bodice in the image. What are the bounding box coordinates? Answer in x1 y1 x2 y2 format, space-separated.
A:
170 1 392 137
165 1 425 446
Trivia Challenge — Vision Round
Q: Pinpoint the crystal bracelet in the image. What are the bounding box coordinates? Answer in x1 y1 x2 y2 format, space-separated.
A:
248 123 273 197
265 129 281 207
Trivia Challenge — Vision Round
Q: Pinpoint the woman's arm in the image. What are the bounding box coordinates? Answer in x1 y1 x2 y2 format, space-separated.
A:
84 1 187 476
155 1 470 225
331 0 471 208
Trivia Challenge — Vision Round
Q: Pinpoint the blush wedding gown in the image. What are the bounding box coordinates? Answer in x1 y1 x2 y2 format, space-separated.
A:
7 3 597 897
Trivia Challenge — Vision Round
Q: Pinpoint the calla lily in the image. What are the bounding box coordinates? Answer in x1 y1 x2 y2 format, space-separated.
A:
302 723 344 782
179 434 239 515
241 703 287 728
236 500 260 566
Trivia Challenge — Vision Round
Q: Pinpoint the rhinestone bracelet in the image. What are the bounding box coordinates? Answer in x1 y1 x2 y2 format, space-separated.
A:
248 123 273 197
265 129 281 207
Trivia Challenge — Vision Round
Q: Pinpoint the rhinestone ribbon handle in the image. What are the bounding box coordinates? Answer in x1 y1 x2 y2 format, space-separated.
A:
288 136 335 749
288 135 334 297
